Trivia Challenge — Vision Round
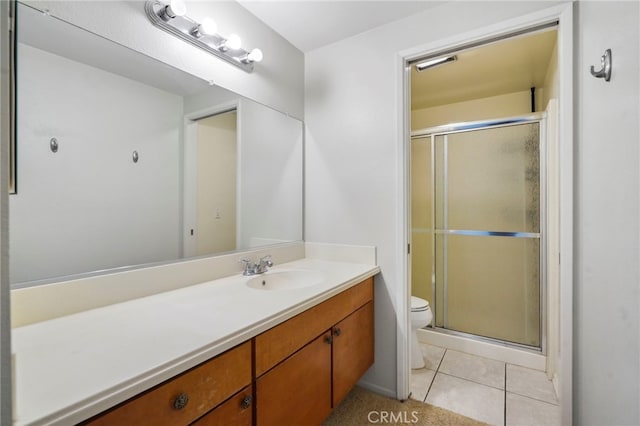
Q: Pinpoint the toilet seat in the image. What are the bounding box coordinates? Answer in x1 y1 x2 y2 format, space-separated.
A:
411 296 430 312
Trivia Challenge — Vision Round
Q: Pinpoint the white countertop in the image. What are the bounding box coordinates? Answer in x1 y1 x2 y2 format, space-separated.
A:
11 258 380 425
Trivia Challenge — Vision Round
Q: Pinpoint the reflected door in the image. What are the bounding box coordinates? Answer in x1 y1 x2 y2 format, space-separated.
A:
195 111 238 255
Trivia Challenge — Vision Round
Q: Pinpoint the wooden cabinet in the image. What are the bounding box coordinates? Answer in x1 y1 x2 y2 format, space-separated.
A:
191 386 253 426
255 278 374 424
254 277 374 377
84 341 252 426
332 301 374 406
256 333 333 425
83 276 375 426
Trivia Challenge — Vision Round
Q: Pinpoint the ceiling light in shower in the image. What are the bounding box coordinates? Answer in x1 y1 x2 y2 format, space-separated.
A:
145 1 263 73
415 55 457 72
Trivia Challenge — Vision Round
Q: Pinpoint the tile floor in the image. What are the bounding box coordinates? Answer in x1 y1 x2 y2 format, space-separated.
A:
410 343 560 426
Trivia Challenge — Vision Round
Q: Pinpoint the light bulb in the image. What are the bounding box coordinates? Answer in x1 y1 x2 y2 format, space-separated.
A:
247 48 263 63
199 17 217 36
225 34 242 50
163 0 186 19
192 17 217 37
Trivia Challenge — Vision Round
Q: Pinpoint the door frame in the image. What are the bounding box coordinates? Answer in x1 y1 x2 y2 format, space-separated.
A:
395 4 573 424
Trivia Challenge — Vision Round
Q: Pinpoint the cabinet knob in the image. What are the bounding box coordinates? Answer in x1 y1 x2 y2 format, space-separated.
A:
334 327 342 337
241 394 253 409
324 334 333 344
173 392 190 410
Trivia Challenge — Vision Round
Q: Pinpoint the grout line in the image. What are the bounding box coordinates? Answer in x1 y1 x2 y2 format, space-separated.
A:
506 390 560 406
423 348 446 402
504 364 507 426
435 348 446 372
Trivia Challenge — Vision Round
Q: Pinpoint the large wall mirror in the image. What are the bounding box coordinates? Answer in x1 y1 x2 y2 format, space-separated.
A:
10 2 303 286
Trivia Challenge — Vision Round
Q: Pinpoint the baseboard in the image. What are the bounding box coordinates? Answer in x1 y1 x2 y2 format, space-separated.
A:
357 380 396 399
417 328 546 371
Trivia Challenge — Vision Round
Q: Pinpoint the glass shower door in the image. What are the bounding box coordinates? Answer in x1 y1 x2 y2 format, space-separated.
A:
433 123 541 348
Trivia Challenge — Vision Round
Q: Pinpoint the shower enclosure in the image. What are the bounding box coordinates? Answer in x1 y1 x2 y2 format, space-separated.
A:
411 115 545 350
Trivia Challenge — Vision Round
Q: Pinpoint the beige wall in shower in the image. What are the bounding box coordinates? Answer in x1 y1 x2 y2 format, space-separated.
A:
411 89 536 131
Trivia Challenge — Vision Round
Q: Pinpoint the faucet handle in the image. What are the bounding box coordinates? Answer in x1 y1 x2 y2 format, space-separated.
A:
239 257 253 274
259 255 273 267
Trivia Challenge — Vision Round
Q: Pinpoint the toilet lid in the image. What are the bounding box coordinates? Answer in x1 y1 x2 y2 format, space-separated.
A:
411 296 430 311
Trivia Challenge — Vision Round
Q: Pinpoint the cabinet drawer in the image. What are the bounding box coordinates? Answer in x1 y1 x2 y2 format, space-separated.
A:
255 277 373 376
85 341 251 426
191 385 253 426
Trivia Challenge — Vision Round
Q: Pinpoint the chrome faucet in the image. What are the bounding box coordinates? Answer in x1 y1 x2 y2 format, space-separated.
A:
240 255 273 276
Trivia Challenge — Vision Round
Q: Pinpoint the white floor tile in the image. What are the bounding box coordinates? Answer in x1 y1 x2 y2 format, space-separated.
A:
410 368 436 402
419 342 446 371
506 364 557 404
506 392 560 426
426 373 504 426
439 349 505 389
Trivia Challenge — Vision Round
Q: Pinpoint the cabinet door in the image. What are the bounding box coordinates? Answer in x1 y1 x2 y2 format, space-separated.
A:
191 386 252 426
332 301 374 406
256 332 332 425
255 277 374 376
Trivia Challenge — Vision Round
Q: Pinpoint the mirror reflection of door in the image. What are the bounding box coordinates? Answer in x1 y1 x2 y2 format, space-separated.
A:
194 110 237 255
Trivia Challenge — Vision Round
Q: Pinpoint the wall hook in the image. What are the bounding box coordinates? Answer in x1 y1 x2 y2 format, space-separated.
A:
590 49 612 81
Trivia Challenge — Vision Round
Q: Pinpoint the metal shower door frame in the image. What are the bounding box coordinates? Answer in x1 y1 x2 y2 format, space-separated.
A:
412 113 547 353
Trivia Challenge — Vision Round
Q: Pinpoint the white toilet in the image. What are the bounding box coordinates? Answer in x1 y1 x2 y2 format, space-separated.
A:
410 296 433 369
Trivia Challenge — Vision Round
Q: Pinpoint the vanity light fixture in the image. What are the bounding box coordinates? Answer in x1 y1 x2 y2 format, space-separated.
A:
145 0 263 73
415 55 457 72
160 0 186 20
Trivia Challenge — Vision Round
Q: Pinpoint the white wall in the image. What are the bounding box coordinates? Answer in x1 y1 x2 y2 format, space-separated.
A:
0 2 11 423
11 44 183 283
574 2 639 424
238 99 304 247
305 0 561 397
22 0 304 119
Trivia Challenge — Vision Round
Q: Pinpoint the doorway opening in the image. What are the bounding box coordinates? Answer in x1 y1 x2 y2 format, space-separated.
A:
402 15 571 424
184 109 238 257
409 25 558 352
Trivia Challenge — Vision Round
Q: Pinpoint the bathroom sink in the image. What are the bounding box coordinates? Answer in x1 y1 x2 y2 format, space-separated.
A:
245 270 325 290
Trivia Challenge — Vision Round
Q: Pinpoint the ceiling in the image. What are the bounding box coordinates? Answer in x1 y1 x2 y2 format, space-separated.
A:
411 29 558 110
234 1 556 112
236 1 444 52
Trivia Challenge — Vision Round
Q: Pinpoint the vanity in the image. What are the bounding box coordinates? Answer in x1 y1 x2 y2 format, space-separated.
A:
11 253 379 425
9 3 378 425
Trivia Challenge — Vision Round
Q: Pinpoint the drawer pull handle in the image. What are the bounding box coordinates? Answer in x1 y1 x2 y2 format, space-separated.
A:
334 327 342 337
241 395 253 409
324 334 333 344
173 393 190 410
